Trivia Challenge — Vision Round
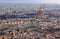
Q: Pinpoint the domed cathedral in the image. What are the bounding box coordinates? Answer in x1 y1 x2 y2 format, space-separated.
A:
38 5 46 19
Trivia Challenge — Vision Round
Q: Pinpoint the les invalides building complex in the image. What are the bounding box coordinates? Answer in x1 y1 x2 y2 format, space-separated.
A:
38 6 46 19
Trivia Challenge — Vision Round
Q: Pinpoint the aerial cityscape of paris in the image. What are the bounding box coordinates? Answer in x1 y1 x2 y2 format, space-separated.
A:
0 0 60 39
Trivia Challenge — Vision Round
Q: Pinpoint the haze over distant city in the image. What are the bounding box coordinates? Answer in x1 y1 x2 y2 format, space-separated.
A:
0 0 60 4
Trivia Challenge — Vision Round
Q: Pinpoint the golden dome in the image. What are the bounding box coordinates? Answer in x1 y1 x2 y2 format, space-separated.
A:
39 6 44 12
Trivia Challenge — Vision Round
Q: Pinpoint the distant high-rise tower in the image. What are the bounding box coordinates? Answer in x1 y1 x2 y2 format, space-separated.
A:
38 6 46 19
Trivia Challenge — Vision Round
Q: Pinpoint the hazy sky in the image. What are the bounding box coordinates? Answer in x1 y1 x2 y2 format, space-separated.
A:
0 0 60 4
